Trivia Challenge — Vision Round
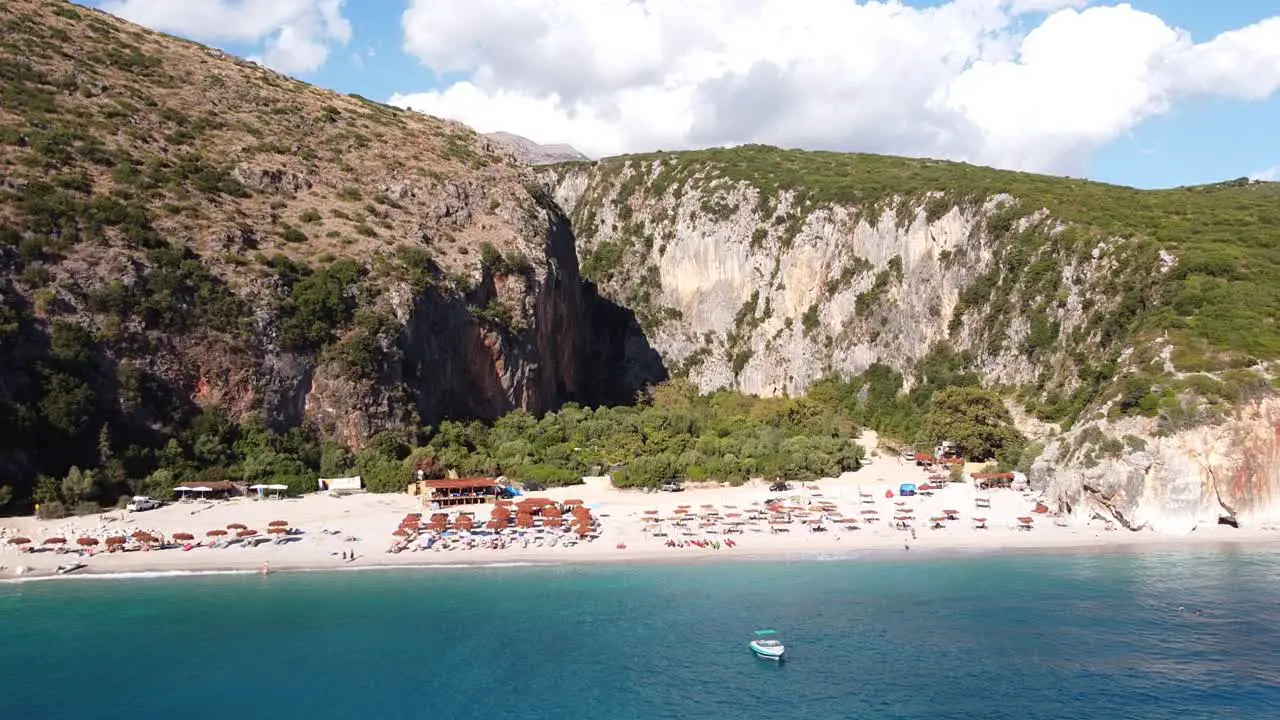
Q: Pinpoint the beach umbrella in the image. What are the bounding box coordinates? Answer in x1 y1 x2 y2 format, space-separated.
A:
172 533 195 542
453 516 474 531
268 520 289 527
575 525 589 537
563 499 583 506
43 537 67 546
130 531 151 540
136 534 158 544
227 523 248 531
267 526 287 535
236 529 257 538
6 537 30 546
1017 516 1034 524
105 536 126 546
516 513 535 529
544 517 563 528
485 518 505 530
542 506 563 518
76 537 100 547
392 528 410 538
206 529 228 538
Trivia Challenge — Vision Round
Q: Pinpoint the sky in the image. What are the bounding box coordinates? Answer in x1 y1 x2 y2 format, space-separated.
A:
81 0 1280 189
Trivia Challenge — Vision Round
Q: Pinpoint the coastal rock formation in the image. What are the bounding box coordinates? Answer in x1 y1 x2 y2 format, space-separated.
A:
1033 395 1280 533
547 151 1280 532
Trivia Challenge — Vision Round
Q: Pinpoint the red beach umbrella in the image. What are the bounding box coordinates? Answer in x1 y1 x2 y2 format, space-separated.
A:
267 526 288 535
130 531 151 540
1017 516 1034 524
485 519 505 530
6 537 31 546
105 536 127 546
77 537 100 547
575 525 589 537
392 528 410 537
268 520 289 527
563 499 584 506
171 533 195 542
206 529 228 538
227 523 248 531
44 537 67 545
236 529 257 538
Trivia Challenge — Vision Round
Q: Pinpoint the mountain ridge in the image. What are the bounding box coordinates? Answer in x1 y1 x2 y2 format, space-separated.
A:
483 131 589 166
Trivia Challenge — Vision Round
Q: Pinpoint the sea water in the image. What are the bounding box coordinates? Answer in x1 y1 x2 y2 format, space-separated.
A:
1 548 1278 719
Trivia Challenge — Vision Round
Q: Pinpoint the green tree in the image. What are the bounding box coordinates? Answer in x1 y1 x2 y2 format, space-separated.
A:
60 466 99 505
922 386 1025 461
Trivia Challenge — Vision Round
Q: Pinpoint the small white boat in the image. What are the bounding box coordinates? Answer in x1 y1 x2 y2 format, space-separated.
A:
750 630 785 660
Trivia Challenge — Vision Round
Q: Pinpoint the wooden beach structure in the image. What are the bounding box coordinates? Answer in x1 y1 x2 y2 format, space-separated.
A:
971 472 1015 489
418 478 499 508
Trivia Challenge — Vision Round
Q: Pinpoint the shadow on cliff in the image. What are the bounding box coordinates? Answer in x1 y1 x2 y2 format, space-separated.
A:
537 185 667 408
395 186 667 425
578 279 668 407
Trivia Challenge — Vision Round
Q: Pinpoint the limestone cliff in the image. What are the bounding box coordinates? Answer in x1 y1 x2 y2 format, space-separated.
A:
546 148 1280 531
1033 394 1280 533
548 154 1154 399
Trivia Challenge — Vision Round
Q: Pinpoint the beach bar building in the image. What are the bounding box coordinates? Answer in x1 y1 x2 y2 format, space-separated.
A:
971 472 1015 489
422 478 499 508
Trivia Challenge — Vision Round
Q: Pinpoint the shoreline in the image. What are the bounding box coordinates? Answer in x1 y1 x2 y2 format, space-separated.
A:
5 530 1278 585
7 449 1279 587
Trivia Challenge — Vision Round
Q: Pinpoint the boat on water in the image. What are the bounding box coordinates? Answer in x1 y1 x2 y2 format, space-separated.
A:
749 629 785 660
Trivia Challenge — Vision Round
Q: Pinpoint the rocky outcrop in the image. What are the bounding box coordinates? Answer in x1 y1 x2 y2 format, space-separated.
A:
1033 395 1280 532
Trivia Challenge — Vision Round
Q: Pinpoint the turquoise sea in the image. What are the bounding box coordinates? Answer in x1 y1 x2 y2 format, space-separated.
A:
2 548 1278 719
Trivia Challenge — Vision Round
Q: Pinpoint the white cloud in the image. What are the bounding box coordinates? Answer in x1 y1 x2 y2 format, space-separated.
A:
392 0 1280 175
97 0 351 74
1251 166 1279 182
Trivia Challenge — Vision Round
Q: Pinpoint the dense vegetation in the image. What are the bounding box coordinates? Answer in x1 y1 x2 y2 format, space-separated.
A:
1 377 875 517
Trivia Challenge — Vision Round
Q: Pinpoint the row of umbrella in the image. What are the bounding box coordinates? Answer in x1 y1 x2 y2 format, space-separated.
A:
6 520 293 549
395 502 596 540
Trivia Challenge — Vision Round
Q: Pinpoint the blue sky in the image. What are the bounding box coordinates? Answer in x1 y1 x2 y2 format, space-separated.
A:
84 0 1280 189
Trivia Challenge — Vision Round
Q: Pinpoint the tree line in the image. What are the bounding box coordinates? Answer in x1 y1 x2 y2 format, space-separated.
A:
1 353 1026 518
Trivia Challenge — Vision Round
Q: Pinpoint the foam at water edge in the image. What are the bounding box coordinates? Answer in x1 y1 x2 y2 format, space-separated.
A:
0 569 257 584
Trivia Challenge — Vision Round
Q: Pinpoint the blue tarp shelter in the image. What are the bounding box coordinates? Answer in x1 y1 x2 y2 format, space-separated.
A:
899 483 918 497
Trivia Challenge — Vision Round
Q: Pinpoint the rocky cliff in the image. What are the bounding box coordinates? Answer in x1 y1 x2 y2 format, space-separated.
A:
547 148 1280 531
549 151 1158 399
0 0 660 493
1034 393 1280 533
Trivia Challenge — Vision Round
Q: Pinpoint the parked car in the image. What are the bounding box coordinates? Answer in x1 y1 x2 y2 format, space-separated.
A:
660 481 684 492
126 496 162 512
769 480 791 492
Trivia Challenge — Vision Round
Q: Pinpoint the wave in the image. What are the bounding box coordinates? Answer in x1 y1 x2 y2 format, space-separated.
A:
0 568 257 585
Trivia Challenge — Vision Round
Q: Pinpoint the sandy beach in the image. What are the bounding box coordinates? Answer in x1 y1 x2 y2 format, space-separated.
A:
5 437 1277 581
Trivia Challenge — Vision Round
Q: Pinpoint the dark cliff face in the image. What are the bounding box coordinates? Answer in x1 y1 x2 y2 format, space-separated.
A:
297 195 667 447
